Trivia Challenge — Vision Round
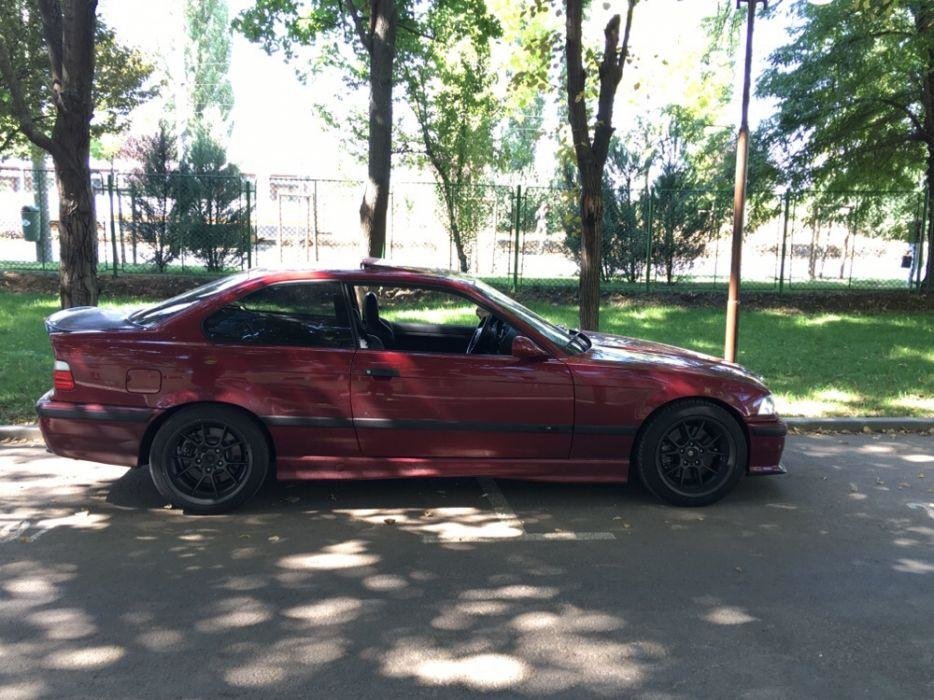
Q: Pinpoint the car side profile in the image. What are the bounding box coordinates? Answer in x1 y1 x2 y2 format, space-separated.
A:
37 260 786 513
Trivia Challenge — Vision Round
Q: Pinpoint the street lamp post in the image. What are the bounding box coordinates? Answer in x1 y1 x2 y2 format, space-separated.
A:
723 0 765 363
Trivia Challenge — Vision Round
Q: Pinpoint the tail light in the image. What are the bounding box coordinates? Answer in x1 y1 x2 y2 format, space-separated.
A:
53 360 75 391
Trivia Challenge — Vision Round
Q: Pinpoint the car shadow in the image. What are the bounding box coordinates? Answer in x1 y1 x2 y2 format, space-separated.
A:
101 463 789 518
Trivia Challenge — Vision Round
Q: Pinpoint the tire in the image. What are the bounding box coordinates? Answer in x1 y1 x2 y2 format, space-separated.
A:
635 400 747 507
149 405 269 514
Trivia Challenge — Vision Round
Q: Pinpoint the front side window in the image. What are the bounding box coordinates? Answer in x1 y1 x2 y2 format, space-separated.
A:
204 281 353 348
352 284 518 356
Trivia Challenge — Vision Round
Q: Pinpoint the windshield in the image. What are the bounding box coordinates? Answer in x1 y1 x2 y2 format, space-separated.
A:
474 280 590 354
128 272 251 327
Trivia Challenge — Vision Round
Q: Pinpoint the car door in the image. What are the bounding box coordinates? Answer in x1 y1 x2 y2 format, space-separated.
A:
202 280 359 459
348 284 574 461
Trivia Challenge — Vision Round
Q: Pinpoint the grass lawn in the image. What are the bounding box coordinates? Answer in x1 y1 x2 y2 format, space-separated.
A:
0 290 931 424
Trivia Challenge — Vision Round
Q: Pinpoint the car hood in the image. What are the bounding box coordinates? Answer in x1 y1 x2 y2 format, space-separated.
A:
580 331 768 388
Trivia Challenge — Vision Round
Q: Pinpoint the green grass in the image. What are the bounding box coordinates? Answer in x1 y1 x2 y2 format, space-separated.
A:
1 290 931 423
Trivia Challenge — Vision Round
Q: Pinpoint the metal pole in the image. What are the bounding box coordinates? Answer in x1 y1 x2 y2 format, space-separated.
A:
305 192 311 262
513 184 522 290
645 185 653 291
107 173 118 278
724 0 763 362
778 191 790 294
277 193 283 264
245 181 253 268
313 180 319 263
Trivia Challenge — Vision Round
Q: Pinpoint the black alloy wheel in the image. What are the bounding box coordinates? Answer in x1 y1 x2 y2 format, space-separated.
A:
635 400 747 507
149 405 269 514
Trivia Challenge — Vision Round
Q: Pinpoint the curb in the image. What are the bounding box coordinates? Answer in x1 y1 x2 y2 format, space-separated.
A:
0 425 42 441
1 418 932 442
785 417 934 433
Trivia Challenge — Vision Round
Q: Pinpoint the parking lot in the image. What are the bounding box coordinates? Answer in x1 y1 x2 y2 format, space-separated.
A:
1 433 932 698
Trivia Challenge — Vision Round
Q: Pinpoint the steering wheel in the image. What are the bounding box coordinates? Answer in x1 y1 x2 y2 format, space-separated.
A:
466 314 492 354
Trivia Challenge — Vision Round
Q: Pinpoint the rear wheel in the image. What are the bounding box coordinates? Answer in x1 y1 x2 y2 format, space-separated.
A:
635 400 747 507
149 405 269 514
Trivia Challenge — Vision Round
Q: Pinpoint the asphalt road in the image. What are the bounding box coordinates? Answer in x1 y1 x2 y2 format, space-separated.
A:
1 434 932 699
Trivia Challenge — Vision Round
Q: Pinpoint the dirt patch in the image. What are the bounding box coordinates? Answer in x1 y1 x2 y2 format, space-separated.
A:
2 270 931 313
0 270 223 301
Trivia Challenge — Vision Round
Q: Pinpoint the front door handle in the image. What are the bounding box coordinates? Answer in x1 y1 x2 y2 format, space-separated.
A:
364 367 399 379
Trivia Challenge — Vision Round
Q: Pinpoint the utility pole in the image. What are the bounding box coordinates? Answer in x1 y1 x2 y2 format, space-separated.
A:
723 0 765 363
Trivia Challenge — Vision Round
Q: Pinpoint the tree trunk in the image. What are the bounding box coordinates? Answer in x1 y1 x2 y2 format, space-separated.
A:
441 185 469 272
359 0 397 258
53 150 98 307
31 147 53 263
578 167 603 331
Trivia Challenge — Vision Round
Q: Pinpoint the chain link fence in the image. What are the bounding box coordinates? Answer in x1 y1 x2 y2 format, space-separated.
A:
0 164 928 293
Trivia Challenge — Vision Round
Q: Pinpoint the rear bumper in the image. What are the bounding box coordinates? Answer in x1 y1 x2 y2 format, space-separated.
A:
747 417 787 476
36 391 154 467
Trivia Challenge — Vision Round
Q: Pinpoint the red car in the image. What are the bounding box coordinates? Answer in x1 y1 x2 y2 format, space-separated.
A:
37 260 785 513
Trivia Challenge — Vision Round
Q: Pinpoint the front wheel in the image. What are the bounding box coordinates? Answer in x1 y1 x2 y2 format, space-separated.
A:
149 405 269 514
635 400 747 507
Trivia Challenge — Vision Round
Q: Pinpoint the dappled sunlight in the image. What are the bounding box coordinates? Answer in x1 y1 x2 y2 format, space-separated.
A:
277 539 380 571
336 506 523 541
704 606 758 625
893 559 934 574
195 596 274 633
886 395 934 415
382 647 529 690
42 645 124 670
282 597 370 627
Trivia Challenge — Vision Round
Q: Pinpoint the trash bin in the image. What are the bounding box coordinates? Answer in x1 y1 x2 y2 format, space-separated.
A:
21 205 40 243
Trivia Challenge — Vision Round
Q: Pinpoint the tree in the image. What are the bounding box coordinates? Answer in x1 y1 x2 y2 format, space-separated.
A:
176 132 248 271
125 125 181 273
183 0 234 143
236 0 400 259
0 1 155 306
401 0 500 272
564 0 637 331
559 142 647 283
758 0 934 290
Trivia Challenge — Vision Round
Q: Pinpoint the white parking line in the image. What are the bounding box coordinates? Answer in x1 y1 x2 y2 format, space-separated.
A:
420 477 616 543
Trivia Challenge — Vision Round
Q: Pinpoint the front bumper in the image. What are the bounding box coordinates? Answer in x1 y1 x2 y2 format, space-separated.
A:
36 390 155 467
746 417 787 476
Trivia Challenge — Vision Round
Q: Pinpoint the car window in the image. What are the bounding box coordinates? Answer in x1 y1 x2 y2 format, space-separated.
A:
351 284 518 356
129 272 252 327
204 281 354 348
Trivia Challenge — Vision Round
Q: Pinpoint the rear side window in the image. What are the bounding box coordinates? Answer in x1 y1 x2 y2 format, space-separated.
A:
204 282 354 348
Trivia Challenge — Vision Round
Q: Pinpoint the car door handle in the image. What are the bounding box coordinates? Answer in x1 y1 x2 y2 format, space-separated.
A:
364 367 399 379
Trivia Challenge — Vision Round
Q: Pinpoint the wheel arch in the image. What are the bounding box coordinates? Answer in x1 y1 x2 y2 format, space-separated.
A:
629 396 751 473
137 401 277 470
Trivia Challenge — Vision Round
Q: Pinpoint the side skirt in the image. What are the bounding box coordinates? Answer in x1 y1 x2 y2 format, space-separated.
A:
275 456 630 483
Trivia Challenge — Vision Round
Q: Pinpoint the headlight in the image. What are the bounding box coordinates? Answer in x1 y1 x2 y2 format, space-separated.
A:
756 395 777 416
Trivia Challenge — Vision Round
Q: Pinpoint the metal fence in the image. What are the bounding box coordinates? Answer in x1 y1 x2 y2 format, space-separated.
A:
0 165 928 293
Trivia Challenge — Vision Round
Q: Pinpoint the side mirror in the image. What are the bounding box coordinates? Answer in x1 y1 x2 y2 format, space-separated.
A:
512 336 549 361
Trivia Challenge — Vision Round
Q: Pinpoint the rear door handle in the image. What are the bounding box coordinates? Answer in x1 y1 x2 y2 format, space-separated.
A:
364 367 399 379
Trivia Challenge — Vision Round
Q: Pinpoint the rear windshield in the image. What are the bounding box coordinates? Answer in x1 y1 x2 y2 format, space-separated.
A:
128 273 251 327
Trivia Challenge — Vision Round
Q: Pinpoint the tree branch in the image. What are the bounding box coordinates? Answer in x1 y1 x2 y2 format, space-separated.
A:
592 0 635 167
0 37 59 156
565 0 592 171
35 0 64 107
343 0 372 52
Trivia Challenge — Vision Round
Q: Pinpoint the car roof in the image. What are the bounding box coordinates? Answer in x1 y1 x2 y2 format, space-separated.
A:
246 258 479 288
